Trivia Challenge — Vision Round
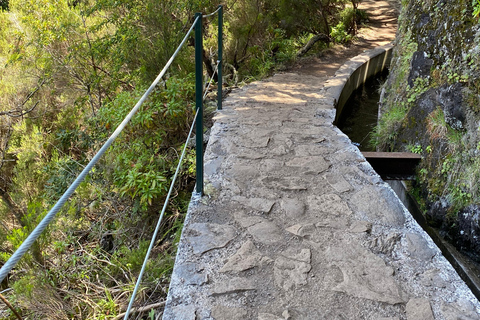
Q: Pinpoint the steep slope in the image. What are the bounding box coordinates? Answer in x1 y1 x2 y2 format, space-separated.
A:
379 0 480 255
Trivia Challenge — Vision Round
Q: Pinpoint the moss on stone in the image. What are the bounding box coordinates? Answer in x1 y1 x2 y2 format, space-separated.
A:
378 0 480 249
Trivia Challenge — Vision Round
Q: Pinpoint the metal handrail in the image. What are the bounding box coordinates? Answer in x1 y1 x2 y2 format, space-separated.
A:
0 8 224 316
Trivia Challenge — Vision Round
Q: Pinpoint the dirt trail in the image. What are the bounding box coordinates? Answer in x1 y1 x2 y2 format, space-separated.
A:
292 0 400 78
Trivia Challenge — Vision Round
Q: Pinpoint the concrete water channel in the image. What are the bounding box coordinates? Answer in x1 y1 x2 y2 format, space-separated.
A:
334 49 480 303
162 45 480 319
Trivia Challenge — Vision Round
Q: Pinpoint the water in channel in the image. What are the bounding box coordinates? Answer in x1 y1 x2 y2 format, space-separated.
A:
337 72 480 300
336 70 388 151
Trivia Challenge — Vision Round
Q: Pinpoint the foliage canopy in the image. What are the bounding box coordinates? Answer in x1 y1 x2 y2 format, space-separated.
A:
0 0 362 318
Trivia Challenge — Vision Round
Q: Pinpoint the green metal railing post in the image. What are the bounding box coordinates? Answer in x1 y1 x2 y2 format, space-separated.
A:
195 12 204 195
217 5 223 110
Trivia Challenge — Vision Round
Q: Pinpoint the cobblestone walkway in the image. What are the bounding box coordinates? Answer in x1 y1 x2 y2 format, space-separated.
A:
163 68 480 319
162 1 480 319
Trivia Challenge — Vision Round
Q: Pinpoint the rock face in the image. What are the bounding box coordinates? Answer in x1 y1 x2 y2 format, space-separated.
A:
454 205 480 254
408 51 433 87
380 0 480 257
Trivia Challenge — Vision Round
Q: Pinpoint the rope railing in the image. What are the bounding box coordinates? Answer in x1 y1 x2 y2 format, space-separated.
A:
0 6 224 319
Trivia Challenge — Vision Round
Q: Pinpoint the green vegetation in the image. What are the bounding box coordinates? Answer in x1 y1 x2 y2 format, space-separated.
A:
0 0 365 318
371 28 419 150
474 0 480 18
377 0 480 223
331 6 368 43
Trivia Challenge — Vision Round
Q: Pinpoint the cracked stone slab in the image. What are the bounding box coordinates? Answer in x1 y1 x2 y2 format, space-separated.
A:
271 133 294 145
281 198 306 218
210 277 256 296
326 241 406 304
274 248 312 291
175 262 207 285
441 300 480 320
349 221 372 233
248 220 284 244
205 157 224 176
285 224 316 237
250 136 271 148
258 313 284 320
308 193 352 216
315 218 350 230
351 186 406 227
259 159 286 172
232 196 275 213
339 165 379 185
325 172 352 193
234 211 266 228
367 233 401 255
220 240 272 273
405 233 436 261
285 156 330 173
234 134 271 148
294 144 329 157
270 144 289 156
294 134 329 143
187 223 237 255
236 148 268 160
167 305 196 320
211 306 248 320
285 223 341 245
406 298 434 320
231 165 262 185
418 269 451 289
262 176 309 191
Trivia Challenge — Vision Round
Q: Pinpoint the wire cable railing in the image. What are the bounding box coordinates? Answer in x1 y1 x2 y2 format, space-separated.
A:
203 5 222 18
123 112 198 320
123 33 222 320
0 6 224 319
203 61 221 101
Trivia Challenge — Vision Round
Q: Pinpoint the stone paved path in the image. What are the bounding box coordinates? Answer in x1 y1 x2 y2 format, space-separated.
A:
162 1 480 319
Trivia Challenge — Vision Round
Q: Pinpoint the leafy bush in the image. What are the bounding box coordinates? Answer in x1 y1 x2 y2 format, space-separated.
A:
474 0 480 18
331 22 353 43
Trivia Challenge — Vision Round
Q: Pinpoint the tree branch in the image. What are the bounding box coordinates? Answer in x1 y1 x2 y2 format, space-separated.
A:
296 33 331 57
0 101 39 118
0 78 45 118
0 292 22 320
